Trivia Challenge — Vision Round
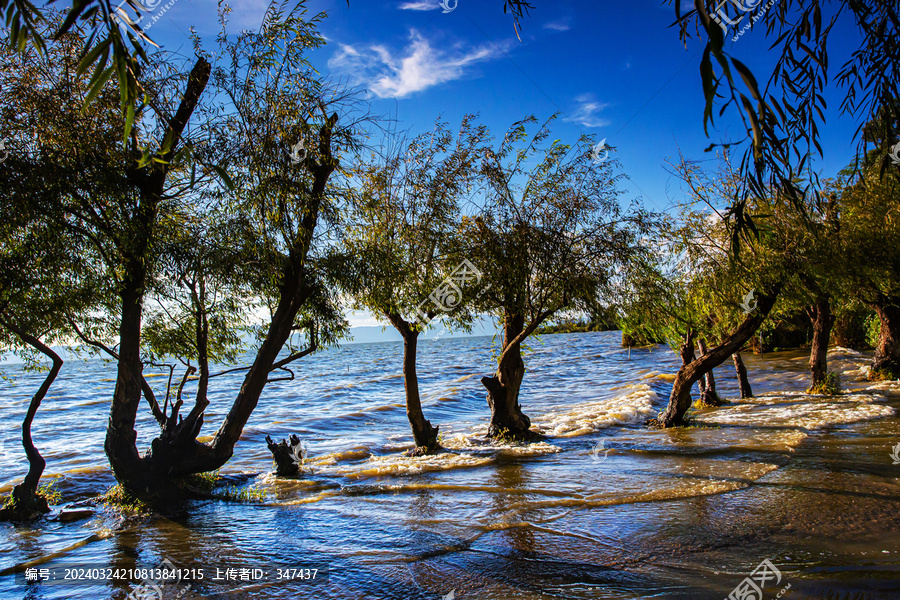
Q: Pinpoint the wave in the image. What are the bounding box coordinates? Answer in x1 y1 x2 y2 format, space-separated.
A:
529 384 658 436
695 392 895 429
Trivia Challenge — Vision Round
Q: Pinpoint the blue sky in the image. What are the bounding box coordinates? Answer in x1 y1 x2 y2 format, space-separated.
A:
137 0 866 330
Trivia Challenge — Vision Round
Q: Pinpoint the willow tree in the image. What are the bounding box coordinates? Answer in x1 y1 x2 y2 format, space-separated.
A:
0 14 120 517
668 0 900 251
833 160 900 379
465 116 643 440
0 206 92 519
653 153 808 427
334 117 488 455
98 5 358 497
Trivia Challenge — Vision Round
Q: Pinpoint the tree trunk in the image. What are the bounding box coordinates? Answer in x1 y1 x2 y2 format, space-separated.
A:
483 313 533 439
732 352 753 398
679 329 696 367
0 322 62 519
654 286 781 427
807 295 835 389
696 338 722 407
389 316 440 455
871 303 900 378
103 58 217 497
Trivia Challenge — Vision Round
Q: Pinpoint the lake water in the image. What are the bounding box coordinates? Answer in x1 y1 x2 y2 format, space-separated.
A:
1 331 899 599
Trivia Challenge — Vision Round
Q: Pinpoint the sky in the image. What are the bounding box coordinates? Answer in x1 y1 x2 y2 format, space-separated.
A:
127 0 867 333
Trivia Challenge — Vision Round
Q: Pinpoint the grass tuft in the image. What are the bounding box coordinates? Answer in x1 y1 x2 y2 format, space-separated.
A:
212 486 267 503
99 485 150 514
807 372 841 395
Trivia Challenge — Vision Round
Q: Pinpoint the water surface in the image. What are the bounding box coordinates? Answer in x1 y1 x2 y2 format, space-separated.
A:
1 331 899 599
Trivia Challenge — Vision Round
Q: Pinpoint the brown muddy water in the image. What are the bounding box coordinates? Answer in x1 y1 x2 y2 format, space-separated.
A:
1 331 899 599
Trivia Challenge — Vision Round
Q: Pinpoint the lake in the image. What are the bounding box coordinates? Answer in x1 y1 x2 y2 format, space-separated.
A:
1 331 899 599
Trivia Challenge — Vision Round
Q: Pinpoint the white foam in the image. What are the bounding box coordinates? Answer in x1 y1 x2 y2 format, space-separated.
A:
318 452 493 479
530 384 658 437
697 392 895 429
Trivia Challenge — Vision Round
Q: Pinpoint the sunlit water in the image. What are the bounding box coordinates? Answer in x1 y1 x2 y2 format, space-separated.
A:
1 331 899 599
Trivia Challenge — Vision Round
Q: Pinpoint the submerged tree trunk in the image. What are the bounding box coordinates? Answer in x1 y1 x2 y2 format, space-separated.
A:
807 295 835 389
0 322 62 519
389 314 440 455
696 339 722 407
654 286 781 427
483 312 546 440
732 352 753 398
871 303 900 378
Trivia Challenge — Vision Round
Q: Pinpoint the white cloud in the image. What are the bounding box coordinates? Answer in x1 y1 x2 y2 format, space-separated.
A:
543 19 571 32
565 93 611 128
398 1 440 10
328 31 506 99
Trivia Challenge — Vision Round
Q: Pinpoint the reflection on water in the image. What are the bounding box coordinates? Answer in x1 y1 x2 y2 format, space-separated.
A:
2 333 900 599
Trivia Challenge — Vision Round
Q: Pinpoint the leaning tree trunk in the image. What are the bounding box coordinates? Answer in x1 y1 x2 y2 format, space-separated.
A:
0 322 62 519
871 303 900 378
696 339 722 407
655 286 782 427
732 352 753 398
483 313 533 439
389 314 440 455
807 295 835 389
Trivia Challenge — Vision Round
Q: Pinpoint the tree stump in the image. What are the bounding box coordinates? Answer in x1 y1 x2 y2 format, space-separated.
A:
265 435 303 477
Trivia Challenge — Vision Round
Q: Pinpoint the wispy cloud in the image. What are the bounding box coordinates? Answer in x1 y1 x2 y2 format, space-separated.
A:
543 19 571 32
328 31 506 98
398 1 439 10
565 94 611 128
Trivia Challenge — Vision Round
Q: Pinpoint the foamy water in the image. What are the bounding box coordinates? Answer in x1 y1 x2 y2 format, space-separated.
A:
2 332 899 599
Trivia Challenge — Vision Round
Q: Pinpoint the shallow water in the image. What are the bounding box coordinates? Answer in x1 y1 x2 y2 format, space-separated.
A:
1 331 899 599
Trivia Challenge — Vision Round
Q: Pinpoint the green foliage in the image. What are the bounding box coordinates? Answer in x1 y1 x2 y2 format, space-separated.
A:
865 312 881 350
333 116 489 334
807 372 841 395
176 471 222 495
869 367 900 382
670 0 900 253
465 116 645 351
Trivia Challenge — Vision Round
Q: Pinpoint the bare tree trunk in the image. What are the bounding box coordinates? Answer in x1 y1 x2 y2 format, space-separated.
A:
871 303 900 378
807 295 835 389
0 322 62 519
389 314 440 455
696 338 722 407
654 286 781 427
732 352 753 398
483 312 533 439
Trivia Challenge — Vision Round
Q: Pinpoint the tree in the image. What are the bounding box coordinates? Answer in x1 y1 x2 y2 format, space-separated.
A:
652 153 808 426
0 215 88 519
0 13 116 518
465 116 643 439
334 117 488 455
1 5 358 501
668 0 900 254
833 161 900 379
98 5 359 498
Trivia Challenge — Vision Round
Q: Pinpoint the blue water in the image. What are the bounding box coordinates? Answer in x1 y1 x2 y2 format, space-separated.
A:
2 332 899 599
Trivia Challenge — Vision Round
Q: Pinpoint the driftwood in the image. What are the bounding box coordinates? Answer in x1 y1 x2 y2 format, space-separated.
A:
265 435 303 477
